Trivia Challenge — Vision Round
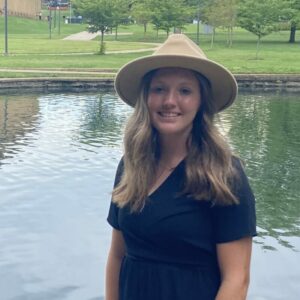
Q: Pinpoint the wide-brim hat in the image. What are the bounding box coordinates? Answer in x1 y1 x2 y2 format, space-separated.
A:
115 34 237 112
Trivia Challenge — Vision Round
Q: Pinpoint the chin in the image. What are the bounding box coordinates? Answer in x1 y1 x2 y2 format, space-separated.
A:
156 127 191 137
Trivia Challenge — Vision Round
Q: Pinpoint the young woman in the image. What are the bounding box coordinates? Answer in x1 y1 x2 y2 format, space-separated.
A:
105 34 256 300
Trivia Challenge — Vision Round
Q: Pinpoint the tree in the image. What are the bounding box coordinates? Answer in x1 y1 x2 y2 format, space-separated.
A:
238 0 283 59
184 0 214 44
219 0 238 47
131 0 153 37
111 0 131 40
204 2 224 48
205 0 238 47
72 0 115 54
150 0 190 37
288 0 300 43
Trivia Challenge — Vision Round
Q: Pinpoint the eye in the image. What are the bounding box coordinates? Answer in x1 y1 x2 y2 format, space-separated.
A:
180 88 192 95
150 86 165 94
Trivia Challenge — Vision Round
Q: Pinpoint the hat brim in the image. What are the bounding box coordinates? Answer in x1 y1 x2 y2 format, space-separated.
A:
114 55 237 112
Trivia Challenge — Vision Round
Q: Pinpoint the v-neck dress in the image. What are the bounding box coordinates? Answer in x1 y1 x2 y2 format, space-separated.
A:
107 158 256 300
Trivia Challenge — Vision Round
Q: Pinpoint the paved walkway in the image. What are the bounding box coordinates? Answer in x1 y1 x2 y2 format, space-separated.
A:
63 31 100 41
7 48 157 55
63 31 133 41
62 31 159 53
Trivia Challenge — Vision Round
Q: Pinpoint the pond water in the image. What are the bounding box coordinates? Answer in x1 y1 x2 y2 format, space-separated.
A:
0 91 299 300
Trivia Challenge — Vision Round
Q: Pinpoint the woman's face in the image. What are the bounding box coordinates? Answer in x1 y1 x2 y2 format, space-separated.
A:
147 68 201 138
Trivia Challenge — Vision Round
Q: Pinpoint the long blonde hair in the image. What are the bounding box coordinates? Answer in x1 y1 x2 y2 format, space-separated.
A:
112 70 239 211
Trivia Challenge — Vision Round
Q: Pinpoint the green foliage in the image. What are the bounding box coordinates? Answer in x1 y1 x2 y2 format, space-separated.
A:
279 0 300 42
287 0 300 22
111 0 131 39
72 0 116 54
207 0 238 27
238 0 281 39
73 0 114 33
131 0 153 35
184 0 214 21
237 0 286 58
204 0 238 47
150 0 190 35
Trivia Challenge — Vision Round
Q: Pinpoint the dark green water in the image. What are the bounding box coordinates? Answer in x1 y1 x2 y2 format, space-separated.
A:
222 93 300 251
0 91 299 299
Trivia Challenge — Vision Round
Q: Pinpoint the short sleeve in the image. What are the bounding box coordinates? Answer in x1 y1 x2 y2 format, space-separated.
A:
211 158 257 243
107 158 124 230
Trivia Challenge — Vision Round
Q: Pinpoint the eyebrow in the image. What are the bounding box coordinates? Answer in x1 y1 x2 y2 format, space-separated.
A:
151 79 197 85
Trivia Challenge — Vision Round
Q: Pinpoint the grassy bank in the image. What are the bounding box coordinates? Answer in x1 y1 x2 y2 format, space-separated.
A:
0 17 299 78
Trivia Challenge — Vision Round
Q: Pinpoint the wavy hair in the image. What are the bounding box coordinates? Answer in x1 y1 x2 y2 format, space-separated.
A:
112 70 239 211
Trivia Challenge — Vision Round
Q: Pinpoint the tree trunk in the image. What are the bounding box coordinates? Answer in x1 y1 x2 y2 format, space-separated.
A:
210 27 215 49
256 36 260 60
289 22 296 43
196 2 200 45
100 31 105 54
143 22 147 37
229 26 233 48
115 25 118 41
227 27 229 45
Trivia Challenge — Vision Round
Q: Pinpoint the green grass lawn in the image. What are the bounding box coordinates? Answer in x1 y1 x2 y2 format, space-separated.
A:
0 17 299 78
2 38 157 54
0 15 86 36
0 72 114 78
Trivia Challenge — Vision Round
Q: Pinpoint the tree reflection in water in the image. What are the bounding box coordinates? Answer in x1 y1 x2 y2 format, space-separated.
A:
220 92 300 250
78 93 132 148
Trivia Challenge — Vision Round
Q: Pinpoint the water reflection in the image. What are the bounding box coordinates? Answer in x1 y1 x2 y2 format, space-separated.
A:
0 91 299 299
0 92 299 249
221 93 300 250
0 95 40 162
79 93 132 148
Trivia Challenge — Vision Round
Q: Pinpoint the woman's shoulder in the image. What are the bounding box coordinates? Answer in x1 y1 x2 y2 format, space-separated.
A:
230 155 255 201
117 156 125 172
231 155 249 182
231 154 243 168
113 156 125 187
231 155 249 181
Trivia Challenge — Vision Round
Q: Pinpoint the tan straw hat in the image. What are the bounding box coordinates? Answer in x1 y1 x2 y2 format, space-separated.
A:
115 34 237 112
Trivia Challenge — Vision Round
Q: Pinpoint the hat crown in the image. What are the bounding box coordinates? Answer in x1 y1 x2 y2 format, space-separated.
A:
115 34 237 112
154 34 207 59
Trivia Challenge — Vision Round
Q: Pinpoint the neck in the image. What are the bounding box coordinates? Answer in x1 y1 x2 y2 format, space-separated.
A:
158 133 189 166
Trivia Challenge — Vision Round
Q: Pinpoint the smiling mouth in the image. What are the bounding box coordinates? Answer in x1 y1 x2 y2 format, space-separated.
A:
158 112 181 118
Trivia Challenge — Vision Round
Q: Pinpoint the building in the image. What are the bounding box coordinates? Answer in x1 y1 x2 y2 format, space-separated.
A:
0 0 41 19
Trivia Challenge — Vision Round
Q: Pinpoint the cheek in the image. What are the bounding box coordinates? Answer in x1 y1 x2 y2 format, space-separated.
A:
186 98 201 121
146 97 157 114
193 95 202 111
185 97 201 114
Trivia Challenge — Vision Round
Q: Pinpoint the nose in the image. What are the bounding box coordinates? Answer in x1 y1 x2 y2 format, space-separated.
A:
162 89 177 106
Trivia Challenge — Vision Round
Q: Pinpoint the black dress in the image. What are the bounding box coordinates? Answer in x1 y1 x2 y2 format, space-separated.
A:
107 158 257 300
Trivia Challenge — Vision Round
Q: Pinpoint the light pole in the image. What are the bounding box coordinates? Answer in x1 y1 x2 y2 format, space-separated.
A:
196 0 200 45
54 6 57 28
49 8 52 39
58 7 61 35
4 0 8 55
69 1 72 24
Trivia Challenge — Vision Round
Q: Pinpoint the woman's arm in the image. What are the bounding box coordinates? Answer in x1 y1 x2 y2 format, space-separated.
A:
105 229 126 300
215 237 253 300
